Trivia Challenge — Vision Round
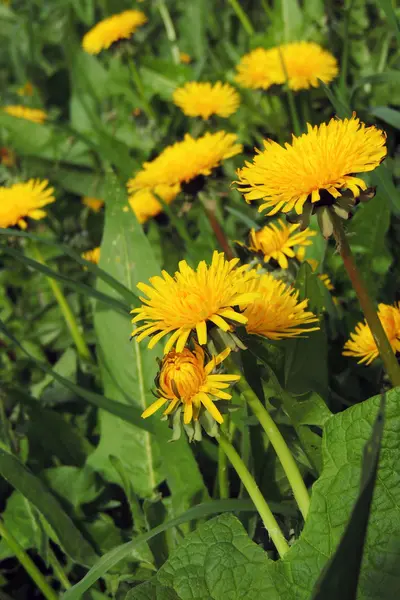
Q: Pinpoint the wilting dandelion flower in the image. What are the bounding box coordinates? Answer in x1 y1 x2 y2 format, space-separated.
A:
247 220 316 269
82 197 104 213
173 82 240 120
82 247 100 264
82 10 147 54
343 304 400 365
179 52 191 64
131 251 259 354
3 105 47 124
142 344 240 425
235 115 386 216
242 272 319 339
128 184 181 224
0 179 55 229
0 148 16 167
128 132 242 191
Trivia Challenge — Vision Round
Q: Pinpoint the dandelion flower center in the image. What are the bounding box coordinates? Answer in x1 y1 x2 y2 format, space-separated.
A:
173 82 240 120
235 115 387 216
131 251 259 354
82 10 147 54
141 345 240 425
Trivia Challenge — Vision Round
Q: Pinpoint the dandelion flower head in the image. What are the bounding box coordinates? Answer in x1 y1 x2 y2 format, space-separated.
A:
242 271 319 339
128 132 242 191
82 197 104 213
247 219 316 269
82 10 147 54
236 115 386 216
235 47 274 90
3 105 47 124
142 344 240 425
131 251 260 354
179 52 191 64
173 82 240 120
82 247 100 264
343 303 400 365
0 179 55 229
128 184 181 224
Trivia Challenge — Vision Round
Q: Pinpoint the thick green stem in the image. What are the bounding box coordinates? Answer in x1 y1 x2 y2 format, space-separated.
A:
218 417 230 499
217 432 289 557
330 210 400 387
228 0 254 35
157 0 180 64
237 377 310 520
31 244 91 361
0 519 58 600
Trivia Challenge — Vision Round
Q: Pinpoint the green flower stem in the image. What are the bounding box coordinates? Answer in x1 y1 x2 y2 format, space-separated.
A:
199 193 235 260
31 244 92 362
330 210 400 387
236 376 310 520
218 416 230 499
157 0 180 64
278 49 301 136
48 547 71 590
0 519 58 600
228 0 254 35
126 58 156 122
217 431 289 557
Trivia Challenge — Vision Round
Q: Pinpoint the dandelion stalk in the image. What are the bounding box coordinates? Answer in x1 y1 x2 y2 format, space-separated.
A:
278 48 301 136
218 417 230 499
330 209 400 387
31 244 92 362
0 519 58 600
157 0 180 64
217 432 289 557
228 0 254 35
126 56 156 122
198 193 235 260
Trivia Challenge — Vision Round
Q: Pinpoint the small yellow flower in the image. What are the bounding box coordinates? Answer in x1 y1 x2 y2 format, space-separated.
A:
142 344 240 425
173 82 240 120
241 272 319 340
0 147 16 167
0 179 55 229
82 247 100 264
247 219 316 269
235 47 274 90
3 105 47 124
343 304 400 365
128 132 242 191
17 82 34 97
82 10 147 54
131 251 259 354
235 115 386 216
82 196 104 213
179 52 191 64
128 184 181 224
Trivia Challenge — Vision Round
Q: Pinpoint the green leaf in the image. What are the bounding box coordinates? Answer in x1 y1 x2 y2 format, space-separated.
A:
0 450 97 566
370 106 400 129
378 0 400 46
351 71 400 95
88 172 164 498
372 163 400 216
311 396 385 599
0 491 43 560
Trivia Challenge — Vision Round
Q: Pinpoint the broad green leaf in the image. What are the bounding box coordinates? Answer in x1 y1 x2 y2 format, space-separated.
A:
0 450 98 566
0 491 44 560
370 106 400 129
378 0 400 45
347 192 391 299
281 0 303 41
43 466 102 511
88 173 164 498
311 396 385 599
372 163 400 216
177 0 210 63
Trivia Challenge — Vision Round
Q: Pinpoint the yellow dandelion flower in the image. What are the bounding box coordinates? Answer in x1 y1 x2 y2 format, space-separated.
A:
173 82 240 120
271 42 338 91
3 105 47 124
0 179 55 229
131 251 259 354
17 81 34 97
82 247 100 264
241 272 319 340
247 219 316 269
179 52 191 64
128 131 242 191
142 344 240 425
235 114 387 216
82 196 104 213
128 184 181 224
235 47 275 90
343 303 400 365
82 10 147 55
